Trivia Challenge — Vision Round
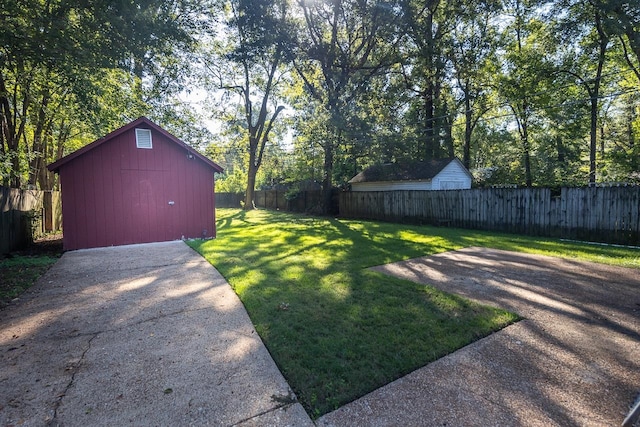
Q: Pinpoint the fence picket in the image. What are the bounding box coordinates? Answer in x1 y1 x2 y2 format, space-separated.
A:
337 187 640 245
216 187 640 245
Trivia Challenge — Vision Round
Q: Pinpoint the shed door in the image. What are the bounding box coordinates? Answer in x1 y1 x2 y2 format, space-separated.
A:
120 170 179 244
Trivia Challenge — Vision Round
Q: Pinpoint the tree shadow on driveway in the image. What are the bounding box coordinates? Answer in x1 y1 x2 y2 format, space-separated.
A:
318 246 640 427
0 241 312 427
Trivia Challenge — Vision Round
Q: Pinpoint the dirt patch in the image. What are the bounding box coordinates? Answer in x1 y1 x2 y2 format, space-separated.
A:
1 234 63 260
21 234 63 257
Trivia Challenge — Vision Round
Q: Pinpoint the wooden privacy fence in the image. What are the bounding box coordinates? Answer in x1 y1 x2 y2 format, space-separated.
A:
0 186 62 254
340 186 640 245
217 190 332 213
216 192 245 208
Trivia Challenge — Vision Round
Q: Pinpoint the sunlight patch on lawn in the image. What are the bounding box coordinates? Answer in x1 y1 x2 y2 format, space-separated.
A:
191 208 639 417
282 264 306 280
320 272 352 300
229 269 266 295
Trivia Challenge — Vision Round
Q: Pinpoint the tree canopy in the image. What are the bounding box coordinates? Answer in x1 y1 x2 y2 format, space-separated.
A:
3 0 639 203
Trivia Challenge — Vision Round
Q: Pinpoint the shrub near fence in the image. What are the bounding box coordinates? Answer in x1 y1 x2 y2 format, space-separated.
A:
340 186 640 246
0 186 62 254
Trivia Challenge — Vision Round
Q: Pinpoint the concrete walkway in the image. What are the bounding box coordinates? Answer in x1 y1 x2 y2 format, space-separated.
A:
0 241 313 427
317 247 640 427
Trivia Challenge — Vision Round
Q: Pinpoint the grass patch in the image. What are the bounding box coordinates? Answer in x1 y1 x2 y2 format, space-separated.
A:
189 209 640 417
0 255 59 306
1 235 62 307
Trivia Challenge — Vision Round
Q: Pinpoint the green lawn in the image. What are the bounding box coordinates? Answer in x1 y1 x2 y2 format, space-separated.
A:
189 208 640 417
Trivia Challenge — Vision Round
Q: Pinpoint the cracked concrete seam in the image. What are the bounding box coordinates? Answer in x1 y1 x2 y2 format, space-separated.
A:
230 400 300 427
228 389 300 426
47 332 99 426
44 304 212 422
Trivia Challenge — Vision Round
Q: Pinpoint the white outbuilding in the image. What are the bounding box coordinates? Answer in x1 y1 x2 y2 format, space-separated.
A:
348 158 472 192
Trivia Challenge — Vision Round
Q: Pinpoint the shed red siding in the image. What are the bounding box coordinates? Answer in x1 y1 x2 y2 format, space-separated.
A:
49 118 222 250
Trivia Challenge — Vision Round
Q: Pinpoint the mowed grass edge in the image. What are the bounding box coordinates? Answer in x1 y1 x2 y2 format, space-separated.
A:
189 208 640 417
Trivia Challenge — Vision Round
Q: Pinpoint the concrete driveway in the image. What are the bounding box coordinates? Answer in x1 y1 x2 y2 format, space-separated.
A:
3 243 639 426
0 241 313 427
318 247 640 427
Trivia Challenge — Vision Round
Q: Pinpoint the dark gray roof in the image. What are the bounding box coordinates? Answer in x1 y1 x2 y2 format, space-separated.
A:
349 158 466 183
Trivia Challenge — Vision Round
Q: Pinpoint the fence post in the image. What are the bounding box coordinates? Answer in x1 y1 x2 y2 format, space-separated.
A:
44 191 53 232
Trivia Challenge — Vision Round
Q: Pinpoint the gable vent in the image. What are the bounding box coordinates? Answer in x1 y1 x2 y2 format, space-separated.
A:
135 128 153 149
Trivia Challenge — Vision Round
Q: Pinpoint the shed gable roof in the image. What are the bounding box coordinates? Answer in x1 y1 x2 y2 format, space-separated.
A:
48 117 223 173
349 158 471 184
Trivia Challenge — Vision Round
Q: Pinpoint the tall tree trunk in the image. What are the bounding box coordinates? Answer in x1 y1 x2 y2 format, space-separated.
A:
29 91 50 187
589 97 598 183
463 92 472 169
0 72 27 188
245 171 257 210
589 10 608 183
424 91 435 160
244 137 259 210
522 122 532 187
444 115 454 158
37 119 56 191
511 99 532 187
9 154 20 188
628 103 637 171
439 96 453 157
322 139 334 214
423 8 436 161
556 134 565 163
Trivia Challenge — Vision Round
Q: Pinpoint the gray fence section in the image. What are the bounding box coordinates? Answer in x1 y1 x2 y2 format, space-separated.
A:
216 193 245 208
340 187 640 245
1 187 62 254
217 190 329 213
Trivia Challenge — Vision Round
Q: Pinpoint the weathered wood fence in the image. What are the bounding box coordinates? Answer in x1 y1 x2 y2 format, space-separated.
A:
217 190 335 214
0 186 62 254
216 192 245 208
340 187 640 245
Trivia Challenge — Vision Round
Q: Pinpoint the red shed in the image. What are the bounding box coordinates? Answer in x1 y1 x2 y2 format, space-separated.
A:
48 117 223 251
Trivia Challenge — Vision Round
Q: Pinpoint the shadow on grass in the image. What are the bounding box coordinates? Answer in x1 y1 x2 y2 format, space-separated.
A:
192 209 524 417
197 209 640 418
